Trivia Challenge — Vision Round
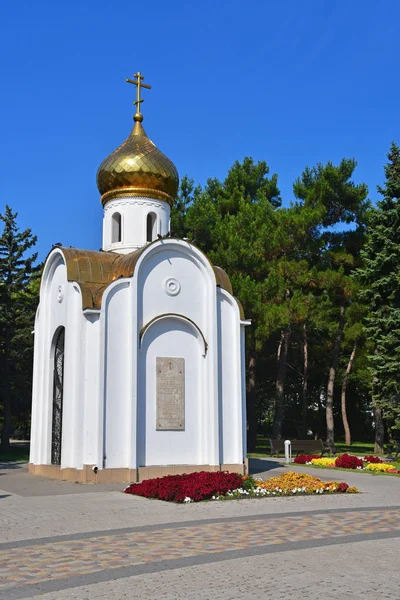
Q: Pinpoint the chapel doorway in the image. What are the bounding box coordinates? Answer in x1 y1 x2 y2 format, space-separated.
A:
51 327 65 465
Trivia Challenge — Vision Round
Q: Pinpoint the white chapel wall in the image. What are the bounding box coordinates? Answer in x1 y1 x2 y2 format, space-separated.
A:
217 289 245 465
60 284 86 469
31 254 68 465
134 241 220 467
103 281 131 469
81 313 101 466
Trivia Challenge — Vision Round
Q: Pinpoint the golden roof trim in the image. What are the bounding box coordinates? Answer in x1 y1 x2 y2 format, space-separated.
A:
233 296 245 320
213 266 233 295
100 187 174 207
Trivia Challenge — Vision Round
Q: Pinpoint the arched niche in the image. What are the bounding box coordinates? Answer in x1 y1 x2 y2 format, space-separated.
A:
140 313 208 357
111 212 122 243
137 316 204 467
146 212 157 242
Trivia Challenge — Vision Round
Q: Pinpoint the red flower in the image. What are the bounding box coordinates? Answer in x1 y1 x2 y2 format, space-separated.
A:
364 455 382 464
294 454 320 464
335 454 363 469
337 482 349 493
125 471 244 503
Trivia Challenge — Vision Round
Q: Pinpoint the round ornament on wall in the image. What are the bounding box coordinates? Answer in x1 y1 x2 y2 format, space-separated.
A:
164 277 181 296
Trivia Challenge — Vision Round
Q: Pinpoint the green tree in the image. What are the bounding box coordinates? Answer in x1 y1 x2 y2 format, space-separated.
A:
185 158 281 449
356 142 400 449
294 159 369 448
170 176 201 239
0 206 39 450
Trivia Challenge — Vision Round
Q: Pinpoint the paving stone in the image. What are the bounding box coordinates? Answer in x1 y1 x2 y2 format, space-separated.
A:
0 459 399 599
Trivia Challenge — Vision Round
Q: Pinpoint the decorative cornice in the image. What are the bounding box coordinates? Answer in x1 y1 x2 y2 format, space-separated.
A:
101 187 174 207
104 198 167 212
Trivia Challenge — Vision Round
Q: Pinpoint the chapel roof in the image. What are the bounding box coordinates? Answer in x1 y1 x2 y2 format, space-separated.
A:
56 245 244 318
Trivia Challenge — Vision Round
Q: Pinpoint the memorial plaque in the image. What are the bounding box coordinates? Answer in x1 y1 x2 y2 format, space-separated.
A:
156 357 185 430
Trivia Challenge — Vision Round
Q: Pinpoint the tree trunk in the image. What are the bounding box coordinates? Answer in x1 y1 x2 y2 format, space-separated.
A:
246 339 257 452
326 303 345 449
372 348 384 454
316 387 325 439
273 328 291 439
341 341 357 446
373 407 385 455
301 322 309 437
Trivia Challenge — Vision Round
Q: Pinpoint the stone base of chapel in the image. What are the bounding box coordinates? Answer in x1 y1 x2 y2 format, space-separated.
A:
28 461 248 484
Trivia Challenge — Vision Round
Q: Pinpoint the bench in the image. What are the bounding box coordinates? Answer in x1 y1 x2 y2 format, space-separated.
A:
269 439 286 457
386 441 400 459
269 439 336 458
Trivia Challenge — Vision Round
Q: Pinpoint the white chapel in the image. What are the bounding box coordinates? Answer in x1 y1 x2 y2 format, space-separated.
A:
29 73 249 483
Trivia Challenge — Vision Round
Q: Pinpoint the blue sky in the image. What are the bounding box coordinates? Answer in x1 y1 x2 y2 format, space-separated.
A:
1 0 399 260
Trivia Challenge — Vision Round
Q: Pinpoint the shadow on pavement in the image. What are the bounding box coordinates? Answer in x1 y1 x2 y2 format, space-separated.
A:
0 461 26 471
249 458 285 475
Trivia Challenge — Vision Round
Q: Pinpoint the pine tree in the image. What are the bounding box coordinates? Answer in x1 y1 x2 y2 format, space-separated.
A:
170 176 201 239
357 143 400 444
185 158 281 449
294 158 369 448
0 206 39 450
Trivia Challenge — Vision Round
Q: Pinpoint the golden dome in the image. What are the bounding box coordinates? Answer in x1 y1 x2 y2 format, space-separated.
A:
96 116 179 206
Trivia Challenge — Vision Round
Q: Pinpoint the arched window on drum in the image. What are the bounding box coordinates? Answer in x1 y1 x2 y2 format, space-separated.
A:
111 212 122 243
146 212 157 242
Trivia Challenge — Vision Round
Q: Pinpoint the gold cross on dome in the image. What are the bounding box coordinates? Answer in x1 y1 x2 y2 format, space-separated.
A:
126 71 151 117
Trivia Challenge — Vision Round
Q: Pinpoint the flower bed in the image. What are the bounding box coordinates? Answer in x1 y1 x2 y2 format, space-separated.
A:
363 455 382 464
294 454 320 464
335 453 364 469
365 462 400 473
124 471 358 503
300 452 400 474
311 457 336 467
254 472 356 495
124 471 243 503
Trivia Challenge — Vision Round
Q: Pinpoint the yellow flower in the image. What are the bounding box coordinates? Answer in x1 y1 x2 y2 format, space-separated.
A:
366 463 395 472
256 472 352 494
311 458 336 467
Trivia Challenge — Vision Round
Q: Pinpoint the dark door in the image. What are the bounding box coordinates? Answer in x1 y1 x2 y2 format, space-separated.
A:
51 328 65 465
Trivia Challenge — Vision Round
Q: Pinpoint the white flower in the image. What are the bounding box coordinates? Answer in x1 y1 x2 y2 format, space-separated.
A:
184 497 192 503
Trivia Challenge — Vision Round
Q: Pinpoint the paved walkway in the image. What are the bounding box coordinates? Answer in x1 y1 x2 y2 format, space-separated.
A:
1 460 399 599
